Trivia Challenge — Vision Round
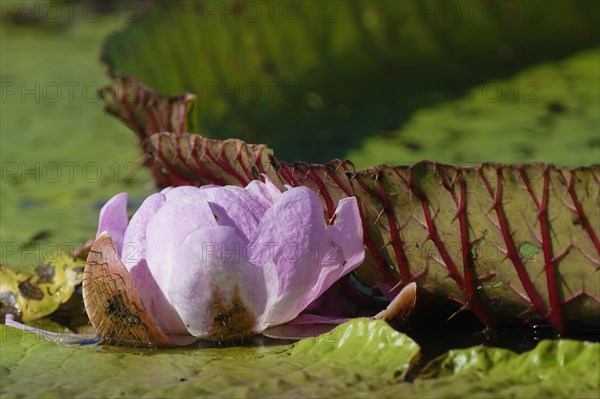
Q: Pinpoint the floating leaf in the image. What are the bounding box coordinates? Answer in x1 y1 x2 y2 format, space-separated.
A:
100 1 600 162
100 73 599 333
97 2 600 332
0 13 155 271
409 340 600 398
348 49 600 168
0 252 84 322
100 73 600 332
1 319 597 398
136 130 599 333
0 319 419 398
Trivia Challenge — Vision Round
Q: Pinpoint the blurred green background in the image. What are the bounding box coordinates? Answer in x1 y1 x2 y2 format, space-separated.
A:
1 0 599 270
1 1 154 268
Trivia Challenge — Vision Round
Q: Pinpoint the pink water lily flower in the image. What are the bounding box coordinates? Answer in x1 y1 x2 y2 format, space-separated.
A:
94 177 365 344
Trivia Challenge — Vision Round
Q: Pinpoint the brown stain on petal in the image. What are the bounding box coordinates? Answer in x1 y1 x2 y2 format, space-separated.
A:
83 233 176 347
208 285 257 341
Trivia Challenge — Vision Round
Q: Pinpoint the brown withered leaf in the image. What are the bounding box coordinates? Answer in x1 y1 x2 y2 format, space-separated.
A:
83 232 177 347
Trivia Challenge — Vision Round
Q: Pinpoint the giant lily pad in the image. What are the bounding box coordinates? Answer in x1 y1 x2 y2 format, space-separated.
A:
348 48 600 168
1 318 598 398
0 8 153 272
96 2 600 334
100 0 600 162
407 339 600 398
92 81 600 332
0 319 419 398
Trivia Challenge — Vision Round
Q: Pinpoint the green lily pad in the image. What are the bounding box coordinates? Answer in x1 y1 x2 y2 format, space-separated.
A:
0 9 153 272
348 48 600 168
0 318 419 398
2 318 598 398
101 1 600 163
406 339 600 398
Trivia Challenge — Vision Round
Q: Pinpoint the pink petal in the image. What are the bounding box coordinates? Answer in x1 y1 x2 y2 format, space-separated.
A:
161 186 200 197
327 197 365 267
304 280 358 317
250 188 326 322
192 186 266 243
96 192 128 255
304 197 365 310
245 176 282 209
129 261 194 340
121 193 165 271
261 314 349 340
145 193 217 293
166 226 271 339
119 192 192 337
252 187 361 327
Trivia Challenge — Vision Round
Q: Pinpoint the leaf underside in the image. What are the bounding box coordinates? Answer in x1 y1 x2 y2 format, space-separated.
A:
99 76 600 333
97 1 600 333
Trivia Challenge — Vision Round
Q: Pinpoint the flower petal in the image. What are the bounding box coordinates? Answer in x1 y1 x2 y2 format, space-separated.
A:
84 232 194 347
121 192 165 271
96 192 128 255
261 314 349 340
192 186 265 243
326 197 364 267
145 193 217 293
304 197 365 310
167 226 271 339
129 262 192 338
252 189 365 327
303 280 358 317
96 193 128 254
244 176 282 209
161 186 200 197
119 192 193 337
373 282 417 322
250 187 330 326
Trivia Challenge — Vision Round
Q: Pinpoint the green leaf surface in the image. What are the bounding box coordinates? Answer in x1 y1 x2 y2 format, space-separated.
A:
0 9 153 272
100 0 600 163
348 48 600 168
0 319 419 398
2 319 598 398
409 340 600 398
